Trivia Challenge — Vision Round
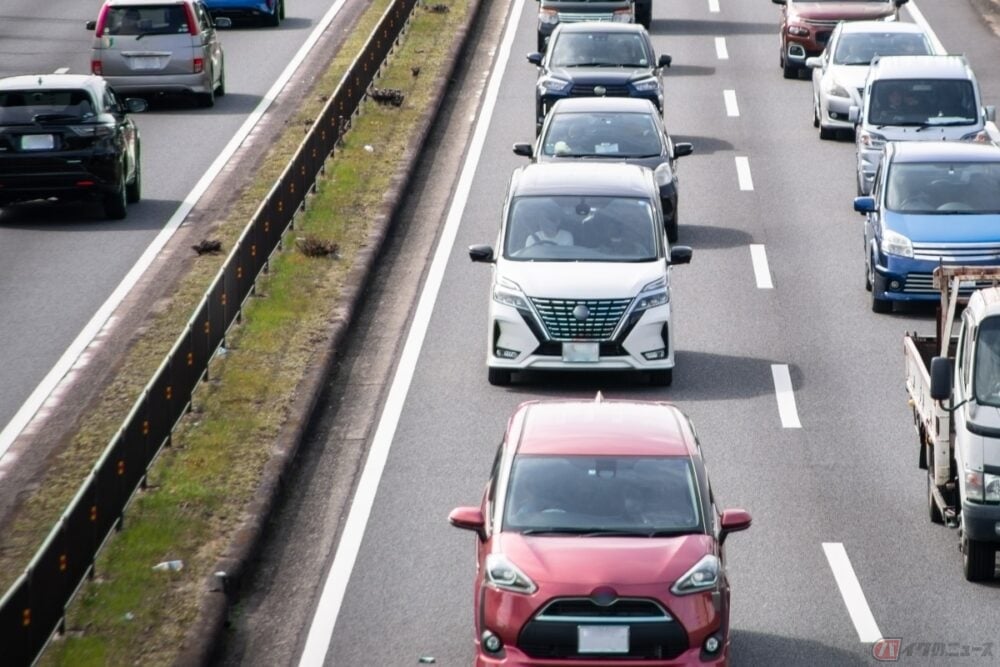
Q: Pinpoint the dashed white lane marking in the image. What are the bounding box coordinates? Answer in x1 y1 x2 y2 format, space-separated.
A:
749 245 773 289
823 543 883 643
296 0 528 664
708 0 720 13
53 67 69 74
770 364 801 428
724 89 739 117
715 37 729 60
735 156 753 191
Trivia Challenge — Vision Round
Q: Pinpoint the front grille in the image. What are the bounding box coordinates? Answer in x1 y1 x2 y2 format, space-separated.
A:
569 83 630 97
803 18 839 28
911 241 1000 262
558 11 615 22
530 297 631 340
538 598 670 620
903 273 1000 295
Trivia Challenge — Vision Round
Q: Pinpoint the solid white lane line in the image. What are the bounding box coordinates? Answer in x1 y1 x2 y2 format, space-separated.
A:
735 156 753 191
749 245 773 289
724 89 739 117
0 1 350 461
715 37 729 60
295 0 527 665
905 2 945 54
823 543 883 643
708 0 720 13
770 364 801 428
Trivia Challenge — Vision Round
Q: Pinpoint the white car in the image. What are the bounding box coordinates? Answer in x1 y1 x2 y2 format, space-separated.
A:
807 20 933 140
469 162 692 387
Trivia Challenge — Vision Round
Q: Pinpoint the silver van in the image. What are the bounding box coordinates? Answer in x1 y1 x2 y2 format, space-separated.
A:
850 54 996 194
86 0 230 107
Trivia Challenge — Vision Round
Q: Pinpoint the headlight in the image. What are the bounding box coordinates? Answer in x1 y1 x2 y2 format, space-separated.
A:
880 229 913 258
826 82 850 98
538 8 559 25
858 130 886 150
493 278 529 310
985 473 1000 502
961 130 990 143
611 8 632 22
671 554 719 595
631 77 660 93
654 162 673 186
486 553 537 594
966 469 984 503
540 77 571 93
634 276 669 311
787 25 809 37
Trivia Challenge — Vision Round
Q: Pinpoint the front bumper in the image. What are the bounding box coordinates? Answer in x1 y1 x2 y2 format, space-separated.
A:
962 501 1000 543
783 35 823 67
873 255 1000 303
475 645 727 666
819 92 858 131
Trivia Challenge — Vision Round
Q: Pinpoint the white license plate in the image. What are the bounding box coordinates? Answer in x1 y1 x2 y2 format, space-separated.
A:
130 56 163 70
562 342 599 363
578 625 629 654
20 134 54 151
960 280 978 289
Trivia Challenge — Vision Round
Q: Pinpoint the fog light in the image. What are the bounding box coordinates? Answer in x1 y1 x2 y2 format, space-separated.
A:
643 349 666 361
482 630 503 653
704 635 720 654
494 347 519 360
889 280 902 292
830 112 840 120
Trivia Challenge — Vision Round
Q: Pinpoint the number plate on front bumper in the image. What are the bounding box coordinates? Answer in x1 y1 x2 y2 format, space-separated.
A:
562 342 599 363
578 625 629 653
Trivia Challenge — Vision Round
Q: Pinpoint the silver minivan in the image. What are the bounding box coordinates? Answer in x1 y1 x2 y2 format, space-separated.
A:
850 54 996 194
86 0 230 107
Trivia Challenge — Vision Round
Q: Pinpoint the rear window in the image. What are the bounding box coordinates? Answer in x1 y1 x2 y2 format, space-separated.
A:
105 5 191 35
0 90 96 124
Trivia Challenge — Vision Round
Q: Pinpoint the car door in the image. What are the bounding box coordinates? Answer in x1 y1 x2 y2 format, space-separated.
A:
814 24 839 108
194 1 222 87
104 85 138 180
865 159 885 264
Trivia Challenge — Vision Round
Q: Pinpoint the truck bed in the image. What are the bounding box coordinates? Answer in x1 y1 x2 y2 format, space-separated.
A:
904 332 957 485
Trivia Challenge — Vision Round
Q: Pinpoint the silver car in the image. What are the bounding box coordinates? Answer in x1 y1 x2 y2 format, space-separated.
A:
86 0 230 107
806 21 933 140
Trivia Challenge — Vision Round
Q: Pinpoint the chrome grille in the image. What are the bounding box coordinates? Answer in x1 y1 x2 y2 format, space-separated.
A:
530 297 631 340
558 12 615 22
569 83 630 96
537 598 671 622
803 18 839 28
904 273 1000 295
911 241 1000 262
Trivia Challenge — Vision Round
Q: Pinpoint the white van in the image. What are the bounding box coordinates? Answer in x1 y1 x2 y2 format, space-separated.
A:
850 54 995 194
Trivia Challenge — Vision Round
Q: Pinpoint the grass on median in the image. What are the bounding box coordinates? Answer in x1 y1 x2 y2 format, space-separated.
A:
4 1 472 663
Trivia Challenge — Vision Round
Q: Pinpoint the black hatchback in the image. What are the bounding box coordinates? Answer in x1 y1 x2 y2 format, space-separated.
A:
0 74 145 219
529 22 670 134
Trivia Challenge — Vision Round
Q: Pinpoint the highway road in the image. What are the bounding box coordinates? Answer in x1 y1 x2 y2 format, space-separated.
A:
221 1 1000 665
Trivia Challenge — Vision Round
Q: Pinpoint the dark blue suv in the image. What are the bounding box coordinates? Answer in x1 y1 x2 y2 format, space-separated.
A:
853 141 1000 313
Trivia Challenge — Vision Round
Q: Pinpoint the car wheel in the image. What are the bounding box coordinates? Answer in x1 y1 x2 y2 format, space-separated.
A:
264 2 281 26
819 124 836 140
126 147 141 204
666 213 678 243
928 472 944 525
870 268 892 314
783 63 799 80
104 167 128 220
197 85 215 108
864 254 872 292
812 103 820 128
963 535 996 582
649 369 672 387
537 34 546 52
488 367 512 386
278 0 285 20
216 63 226 96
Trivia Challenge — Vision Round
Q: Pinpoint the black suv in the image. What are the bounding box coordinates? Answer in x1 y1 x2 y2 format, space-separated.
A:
536 0 654 52
529 22 670 134
0 74 145 219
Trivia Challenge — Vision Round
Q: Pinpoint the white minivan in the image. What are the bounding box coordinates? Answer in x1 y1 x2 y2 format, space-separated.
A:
851 54 996 194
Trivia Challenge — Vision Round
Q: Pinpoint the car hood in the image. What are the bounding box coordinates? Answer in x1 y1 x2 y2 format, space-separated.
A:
829 65 870 90
536 154 666 170
546 67 656 85
885 211 1000 244
499 260 667 299
790 2 896 21
499 532 715 586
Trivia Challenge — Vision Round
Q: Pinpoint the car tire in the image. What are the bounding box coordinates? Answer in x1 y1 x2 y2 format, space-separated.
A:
216 63 226 96
864 256 872 292
963 536 996 582
819 125 836 140
928 472 944 525
870 268 892 314
783 64 799 80
488 367 512 386
649 369 672 387
537 34 546 53
126 147 141 204
264 1 281 26
278 0 285 20
666 214 678 243
197 85 215 108
812 104 820 128
104 168 128 220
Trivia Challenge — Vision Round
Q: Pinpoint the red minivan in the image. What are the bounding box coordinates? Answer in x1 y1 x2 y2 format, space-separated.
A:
449 397 751 666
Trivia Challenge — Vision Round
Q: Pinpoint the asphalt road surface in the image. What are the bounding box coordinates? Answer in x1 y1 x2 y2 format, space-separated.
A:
222 1 1000 665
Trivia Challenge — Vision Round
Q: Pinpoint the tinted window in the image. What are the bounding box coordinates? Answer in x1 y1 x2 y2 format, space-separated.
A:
550 33 650 68
504 455 703 534
0 89 96 123
974 317 1000 407
833 32 931 65
869 79 978 126
105 5 190 35
542 111 663 158
886 161 1000 213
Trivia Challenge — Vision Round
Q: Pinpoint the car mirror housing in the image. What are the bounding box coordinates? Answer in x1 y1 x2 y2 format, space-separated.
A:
848 105 860 124
930 357 953 402
673 142 693 158
984 105 996 123
449 506 486 541
669 245 692 265
853 196 876 214
512 142 533 158
805 57 821 69
658 54 672 69
469 244 495 263
125 98 148 114
214 16 233 29
719 508 751 545
527 52 543 66
85 20 97 30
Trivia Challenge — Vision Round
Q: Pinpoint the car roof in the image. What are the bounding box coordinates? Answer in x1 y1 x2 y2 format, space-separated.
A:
0 74 102 92
555 22 647 35
870 55 971 79
513 162 654 198
510 399 695 458
840 20 929 35
549 97 659 115
888 141 1000 163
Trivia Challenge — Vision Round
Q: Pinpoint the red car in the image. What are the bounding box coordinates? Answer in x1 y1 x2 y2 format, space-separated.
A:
449 397 751 666
773 0 909 79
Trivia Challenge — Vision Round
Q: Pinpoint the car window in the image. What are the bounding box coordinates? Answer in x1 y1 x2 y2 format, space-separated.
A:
550 33 650 68
542 112 663 158
504 455 704 534
0 89 95 124
195 2 213 31
973 317 1000 407
833 32 931 65
105 5 189 36
869 79 978 126
503 195 659 262
886 162 1000 213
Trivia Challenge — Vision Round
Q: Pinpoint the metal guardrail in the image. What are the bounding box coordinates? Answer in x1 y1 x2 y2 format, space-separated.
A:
0 0 419 663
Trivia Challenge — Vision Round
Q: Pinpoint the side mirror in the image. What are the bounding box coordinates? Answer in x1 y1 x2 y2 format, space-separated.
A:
984 105 996 122
448 506 486 541
853 196 875 214
658 54 672 69
125 98 148 114
469 244 495 263
512 142 533 158
673 142 693 158
805 57 822 69
895 0 909 5
772 0 787 4
527 52 543 66
85 20 97 30
214 16 232 29
848 106 860 124
930 357 953 402
669 245 692 265
719 508 751 545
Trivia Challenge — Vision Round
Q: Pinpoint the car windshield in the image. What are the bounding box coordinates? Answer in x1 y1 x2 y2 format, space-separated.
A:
974 317 1000 408
0 89 95 124
869 79 978 126
541 111 663 158
504 455 703 535
833 32 932 65
504 195 659 262
885 162 1000 213
550 33 650 68
105 5 190 36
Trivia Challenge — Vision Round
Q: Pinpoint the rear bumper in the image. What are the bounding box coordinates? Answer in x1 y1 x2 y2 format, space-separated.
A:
102 73 212 96
0 153 119 202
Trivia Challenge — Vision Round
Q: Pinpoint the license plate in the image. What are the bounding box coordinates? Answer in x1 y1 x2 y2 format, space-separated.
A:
20 134 54 151
562 342 599 363
578 625 629 654
960 280 978 289
130 56 163 70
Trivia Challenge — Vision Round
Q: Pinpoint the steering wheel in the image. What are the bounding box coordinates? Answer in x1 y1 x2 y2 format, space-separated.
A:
540 508 566 514
898 196 932 210
531 239 558 246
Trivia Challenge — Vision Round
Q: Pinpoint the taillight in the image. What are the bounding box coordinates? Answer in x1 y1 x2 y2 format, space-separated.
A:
193 58 204 74
92 60 103 76
183 2 199 35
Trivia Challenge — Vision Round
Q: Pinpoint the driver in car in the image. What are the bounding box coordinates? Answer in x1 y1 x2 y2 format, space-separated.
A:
525 209 574 247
